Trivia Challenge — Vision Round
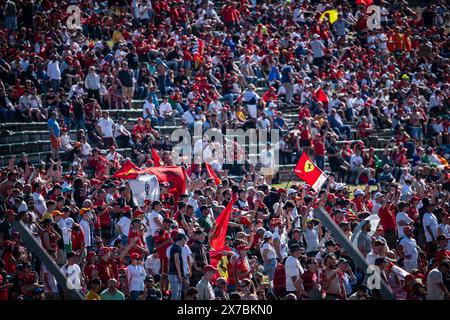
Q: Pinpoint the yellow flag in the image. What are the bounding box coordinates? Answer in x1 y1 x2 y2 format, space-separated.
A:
320 10 339 24
217 256 229 280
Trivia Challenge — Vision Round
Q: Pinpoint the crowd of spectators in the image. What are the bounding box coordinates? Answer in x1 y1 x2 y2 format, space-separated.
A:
0 0 449 301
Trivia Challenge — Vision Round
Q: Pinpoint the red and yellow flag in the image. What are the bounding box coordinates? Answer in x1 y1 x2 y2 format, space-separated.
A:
294 153 328 191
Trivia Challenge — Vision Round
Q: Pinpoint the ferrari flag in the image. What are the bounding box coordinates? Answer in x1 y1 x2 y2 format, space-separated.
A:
294 153 328 190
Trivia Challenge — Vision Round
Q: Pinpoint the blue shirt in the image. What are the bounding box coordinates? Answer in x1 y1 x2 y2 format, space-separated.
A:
48 118 60 137
281 66 293 83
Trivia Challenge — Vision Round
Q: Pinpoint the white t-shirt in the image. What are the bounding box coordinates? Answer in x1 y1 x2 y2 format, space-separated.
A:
143 100 157 118
57 218 70 245
285 255 304 292
117 216 131 236
145 210 163 237
399 236 418 260
33 192 47 216
127 264 146 292
423 213 439 243
144 254 161 275
427 268 444 300
304 227 320 253
98 117 114 138
80 219 91 247
273 227 288 259
365 251 380 266
396 212 413 239
159 102 172 116
260 242 277 260
372 202 381 215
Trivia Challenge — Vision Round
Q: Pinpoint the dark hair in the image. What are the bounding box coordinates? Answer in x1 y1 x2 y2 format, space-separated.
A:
185 287 198 297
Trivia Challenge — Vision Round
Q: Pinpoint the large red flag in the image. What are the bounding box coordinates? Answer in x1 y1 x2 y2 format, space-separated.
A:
151 148 161 167
205 163 221 186
209 193 237 279
294 153 328 191
145 166 187 199
210 193 237 250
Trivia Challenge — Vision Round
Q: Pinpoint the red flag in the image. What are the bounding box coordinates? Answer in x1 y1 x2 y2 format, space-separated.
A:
151 148 161 167
294 153 328 191
314 87 329 107
210 193 237 250
112 159 141 179
356 0 373 6
205 163 221 186
209 193 238 278
145 166 187 199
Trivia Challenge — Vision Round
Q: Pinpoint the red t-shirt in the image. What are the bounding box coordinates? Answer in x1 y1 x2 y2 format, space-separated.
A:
378 205 397 231
301 270 318 292
313 139 325 156
128 229 145 256
154 230 171 259
358 122 371 138
71 229 85 251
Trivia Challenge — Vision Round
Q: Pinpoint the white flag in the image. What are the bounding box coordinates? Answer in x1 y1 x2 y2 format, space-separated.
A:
129 174 160 207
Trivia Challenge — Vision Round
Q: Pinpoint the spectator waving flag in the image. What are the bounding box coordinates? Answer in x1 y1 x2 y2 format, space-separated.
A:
210 194 238 279
151 148 161 167
193 38 204 67
314 87 329 108
205 163 222 186
294 153 328 191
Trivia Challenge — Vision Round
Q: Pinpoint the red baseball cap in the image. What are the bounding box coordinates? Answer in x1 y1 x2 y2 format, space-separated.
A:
100 247 110 256
203 264 218 273
411 196 421 202
239 216 253 226
277 188 286 194
130 253 141 260
123 206 132 212
236 244 250 252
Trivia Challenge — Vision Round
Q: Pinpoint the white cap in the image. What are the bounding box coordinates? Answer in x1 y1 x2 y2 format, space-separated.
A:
264 231 273 239
72 161 78 167
335 183 345 191
354 189 364 196
287 189 297 195
373 192 383 200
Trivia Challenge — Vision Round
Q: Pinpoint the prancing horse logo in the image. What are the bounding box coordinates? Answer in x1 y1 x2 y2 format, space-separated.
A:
304 160 314 173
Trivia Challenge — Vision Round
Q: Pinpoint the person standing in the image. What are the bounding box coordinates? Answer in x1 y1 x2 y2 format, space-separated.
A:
168 233 187 300
117 61 135 109
285 244 304 299
127 253 147 300
47 55 61 91
196 265 217 300
96 110 116 148
85 66 101 103
47 111 61 161
399 226 419 272
426 260 450 300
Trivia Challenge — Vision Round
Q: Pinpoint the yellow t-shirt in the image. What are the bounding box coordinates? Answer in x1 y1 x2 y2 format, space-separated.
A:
86 290 101 300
